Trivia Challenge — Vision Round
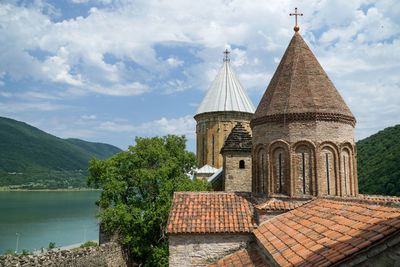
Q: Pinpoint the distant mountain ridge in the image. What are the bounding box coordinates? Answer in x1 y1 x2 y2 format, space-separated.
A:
357 124 400 196
0 117 121 189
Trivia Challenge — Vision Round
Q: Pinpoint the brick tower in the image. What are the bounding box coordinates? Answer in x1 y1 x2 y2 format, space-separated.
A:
251 29 358 197
220 122 252 192
195 50 255 168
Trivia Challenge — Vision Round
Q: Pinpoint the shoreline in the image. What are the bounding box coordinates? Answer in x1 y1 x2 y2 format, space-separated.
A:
0 188 102 192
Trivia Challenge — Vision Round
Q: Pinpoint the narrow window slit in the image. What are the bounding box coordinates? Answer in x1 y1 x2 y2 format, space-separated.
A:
325 153 330 195
343 155 347 195
211 135 215 166
261 154 265 193
279 153 282 193
302 152 306 194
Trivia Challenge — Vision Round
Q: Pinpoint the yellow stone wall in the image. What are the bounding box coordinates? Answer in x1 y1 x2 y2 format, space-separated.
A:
195 111 252 168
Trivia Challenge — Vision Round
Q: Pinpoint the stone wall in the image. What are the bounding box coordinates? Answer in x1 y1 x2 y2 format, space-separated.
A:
223 152 252 192
252 120 358 197
169 233 251 266
195 111 252 169
0 242 127 267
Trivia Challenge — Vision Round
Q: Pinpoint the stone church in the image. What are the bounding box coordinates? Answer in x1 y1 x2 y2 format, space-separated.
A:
167 18 400 267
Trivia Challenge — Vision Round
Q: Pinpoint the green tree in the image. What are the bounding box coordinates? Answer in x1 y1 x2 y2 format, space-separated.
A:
87 135 211 266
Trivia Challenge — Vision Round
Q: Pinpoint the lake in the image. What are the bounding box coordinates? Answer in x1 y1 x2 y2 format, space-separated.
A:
0 191 100 254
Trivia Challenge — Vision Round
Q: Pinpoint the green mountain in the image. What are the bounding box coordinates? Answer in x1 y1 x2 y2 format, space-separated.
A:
357 124 400 196
0 117 121 189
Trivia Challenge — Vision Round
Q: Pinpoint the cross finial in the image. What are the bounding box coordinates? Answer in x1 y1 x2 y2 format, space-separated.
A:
289 7 303 32
223 49 230 62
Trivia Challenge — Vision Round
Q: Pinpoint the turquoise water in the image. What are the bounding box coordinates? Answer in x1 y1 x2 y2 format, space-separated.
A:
0 191 100 254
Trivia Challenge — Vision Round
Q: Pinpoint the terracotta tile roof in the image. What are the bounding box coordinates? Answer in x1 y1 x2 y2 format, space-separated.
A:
356 194 400 204
255 198 310 211
207 247 269 267
254 198 400 266
167 192 256 234
251 32 355 128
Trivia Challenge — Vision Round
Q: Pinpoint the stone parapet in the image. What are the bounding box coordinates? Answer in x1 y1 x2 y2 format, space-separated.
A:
0 242 128 267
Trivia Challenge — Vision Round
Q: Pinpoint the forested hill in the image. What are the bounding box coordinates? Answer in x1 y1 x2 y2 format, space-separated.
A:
357 124 400 196
0 117 121 189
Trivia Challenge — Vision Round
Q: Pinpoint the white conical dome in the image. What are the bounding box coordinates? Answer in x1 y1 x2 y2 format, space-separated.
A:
195 60 255 115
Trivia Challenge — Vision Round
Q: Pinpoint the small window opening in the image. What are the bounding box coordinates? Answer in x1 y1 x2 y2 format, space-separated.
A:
261 154 265 193
211 135 215 166
325 153 330 195
239 160 245 169
279 153 283 193
343 155 347 195
302 152 306 194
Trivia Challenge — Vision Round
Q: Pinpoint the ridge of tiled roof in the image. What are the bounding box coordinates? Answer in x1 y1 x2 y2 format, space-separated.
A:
220 122 252 153
207 246 269 267
322 194 400 207
167 191 257 234
253 198 400 266
254 198 311 211
195 60 255 116
251 32 356 128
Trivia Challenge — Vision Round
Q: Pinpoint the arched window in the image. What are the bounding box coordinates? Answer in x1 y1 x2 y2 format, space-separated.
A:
321 147 337 196
272 147 288 195
211 135 215 166
239 160 245 169
342 149 351 196
257 149 266 193
294 145 312 195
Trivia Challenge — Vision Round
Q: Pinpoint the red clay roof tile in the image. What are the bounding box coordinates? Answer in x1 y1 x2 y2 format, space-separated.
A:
207 247 269 267
254 198 400 266
255 198 310 211
167 192 256 234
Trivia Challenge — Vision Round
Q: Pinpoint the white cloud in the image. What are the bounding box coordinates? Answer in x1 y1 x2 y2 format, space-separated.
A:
167 57 184 67
0 0 399 142
81 114 97 120
136 115 196 138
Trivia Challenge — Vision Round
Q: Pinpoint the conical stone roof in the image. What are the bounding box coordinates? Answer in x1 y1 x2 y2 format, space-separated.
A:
195 60 255 116
221 122 252 153
251 32 356 128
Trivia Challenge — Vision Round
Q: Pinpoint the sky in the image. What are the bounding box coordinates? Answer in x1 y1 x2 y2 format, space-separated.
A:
0 0 399 152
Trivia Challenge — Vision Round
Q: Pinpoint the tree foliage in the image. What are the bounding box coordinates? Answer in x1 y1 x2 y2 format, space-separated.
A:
357 124 400 196
87 135 211 266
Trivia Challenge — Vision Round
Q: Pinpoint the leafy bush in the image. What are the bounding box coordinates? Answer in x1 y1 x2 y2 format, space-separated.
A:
79 241 98 248
48 242 56 250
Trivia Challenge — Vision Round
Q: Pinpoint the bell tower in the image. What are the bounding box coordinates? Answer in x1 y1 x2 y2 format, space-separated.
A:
251 11 358 198
195 50 255 168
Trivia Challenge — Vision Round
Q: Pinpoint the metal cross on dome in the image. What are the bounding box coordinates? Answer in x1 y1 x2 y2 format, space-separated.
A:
290 7 303 32
223 49 230 62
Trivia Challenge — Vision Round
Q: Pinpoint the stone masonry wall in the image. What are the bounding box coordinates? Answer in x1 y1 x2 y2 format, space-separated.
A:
223 153 252 192
252 120 358 197
0 242 127 267
169 233 251 267
195 111 252 169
